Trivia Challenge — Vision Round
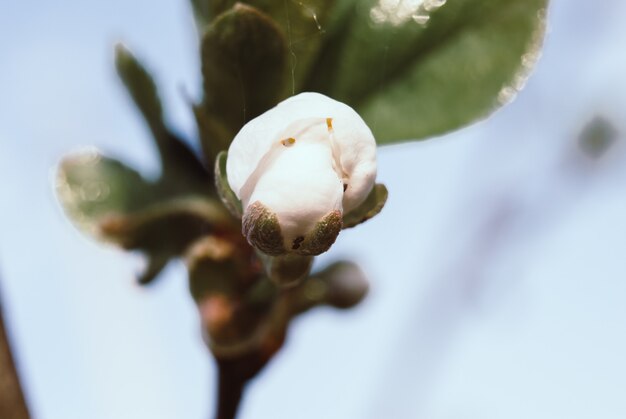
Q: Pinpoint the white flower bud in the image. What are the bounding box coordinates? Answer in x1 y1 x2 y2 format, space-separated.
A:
226 92 377 255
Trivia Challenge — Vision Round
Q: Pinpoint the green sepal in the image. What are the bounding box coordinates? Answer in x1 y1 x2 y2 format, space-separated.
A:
342 183 388 229
241 201 285 256
214 151 243 218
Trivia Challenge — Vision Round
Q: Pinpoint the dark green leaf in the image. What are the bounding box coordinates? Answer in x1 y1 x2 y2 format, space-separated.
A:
115 44 209 181
115 44 163 133
96 196 234 250
203 0 339 90
193 105 234 170
214 151 243 218
137 254 170 285
343 183 388 229
304 0 549 143
199 4 289 158
190 0 211 30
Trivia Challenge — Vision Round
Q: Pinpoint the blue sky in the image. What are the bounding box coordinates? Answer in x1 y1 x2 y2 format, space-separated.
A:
1 1 626 418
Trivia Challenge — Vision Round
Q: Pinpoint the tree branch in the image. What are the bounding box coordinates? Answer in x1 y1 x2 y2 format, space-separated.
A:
0 290 30 418
215 362 245 419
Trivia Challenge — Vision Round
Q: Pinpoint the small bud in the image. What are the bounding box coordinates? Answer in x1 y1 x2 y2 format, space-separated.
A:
260 253 314 288
226 92 378 255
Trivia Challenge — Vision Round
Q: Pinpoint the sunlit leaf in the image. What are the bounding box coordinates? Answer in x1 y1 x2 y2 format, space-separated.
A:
56 152 233 283
304 0 549 143
56 151 159 235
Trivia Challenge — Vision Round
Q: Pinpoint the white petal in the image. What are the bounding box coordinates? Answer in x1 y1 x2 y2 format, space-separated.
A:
226 92 377 210
246 125 343 248
330 116 377 212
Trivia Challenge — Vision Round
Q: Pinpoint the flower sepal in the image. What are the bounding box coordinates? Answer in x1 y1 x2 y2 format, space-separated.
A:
342 183 388 229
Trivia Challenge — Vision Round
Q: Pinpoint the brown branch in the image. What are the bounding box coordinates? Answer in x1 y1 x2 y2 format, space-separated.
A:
214 352 269 419
0 290 30 418
215 362 245 419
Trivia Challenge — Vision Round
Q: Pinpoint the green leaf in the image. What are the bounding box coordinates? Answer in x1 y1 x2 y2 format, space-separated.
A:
199 4 289 159
137 254 170 285
194 105 233 168
190 0 211 30
203 0 339 90
56 151 159 236
115 44 210 182
304 0 549 143
115 44 163 134
96 195 235 250
343 183 388 229
56 151 233 283
214 151 243 218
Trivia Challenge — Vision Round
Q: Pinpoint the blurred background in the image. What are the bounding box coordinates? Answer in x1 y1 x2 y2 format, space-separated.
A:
1 0 626 418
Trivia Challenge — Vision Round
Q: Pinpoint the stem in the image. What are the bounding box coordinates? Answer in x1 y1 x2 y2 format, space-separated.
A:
0 292 30 418
215 363 245 419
